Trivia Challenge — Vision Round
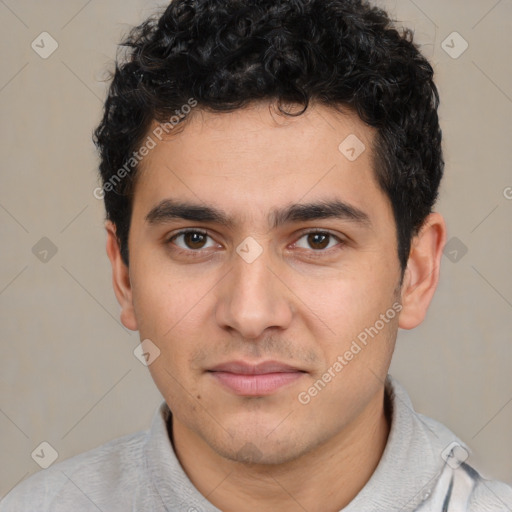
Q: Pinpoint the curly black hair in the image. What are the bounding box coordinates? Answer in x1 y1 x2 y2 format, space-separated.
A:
93 0 444 275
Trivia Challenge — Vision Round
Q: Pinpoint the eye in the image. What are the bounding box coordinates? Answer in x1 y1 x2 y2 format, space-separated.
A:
168 229 218 251
166 229 344 256
293 231 343 251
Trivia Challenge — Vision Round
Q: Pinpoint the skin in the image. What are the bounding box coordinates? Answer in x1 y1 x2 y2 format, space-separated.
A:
106 101 446 512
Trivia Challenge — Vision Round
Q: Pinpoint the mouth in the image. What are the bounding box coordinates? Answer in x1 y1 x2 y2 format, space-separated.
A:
207 360 307 396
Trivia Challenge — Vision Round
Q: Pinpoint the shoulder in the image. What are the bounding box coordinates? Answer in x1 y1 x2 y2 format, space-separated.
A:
384 377 512 510
0 430 148 512
414 414 512 510
468 470 512 511
416 411 512 509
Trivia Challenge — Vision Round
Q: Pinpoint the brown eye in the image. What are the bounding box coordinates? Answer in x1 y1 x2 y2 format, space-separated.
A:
169 230 215 251
183 232 207 249
307 233 330 250
295 231 340 251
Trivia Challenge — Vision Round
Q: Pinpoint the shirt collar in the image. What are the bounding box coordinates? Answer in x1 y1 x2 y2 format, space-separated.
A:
343 375 467 511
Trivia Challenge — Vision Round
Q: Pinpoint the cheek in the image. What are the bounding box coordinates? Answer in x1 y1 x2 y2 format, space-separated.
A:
303 263 396 330
129 260 215 377
132 271 208 409
298 260 399 374
130 251 211 339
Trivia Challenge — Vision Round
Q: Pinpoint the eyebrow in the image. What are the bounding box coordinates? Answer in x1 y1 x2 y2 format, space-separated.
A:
145 198 372 230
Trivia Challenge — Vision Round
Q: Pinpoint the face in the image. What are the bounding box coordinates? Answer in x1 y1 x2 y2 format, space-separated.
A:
120 102 405 464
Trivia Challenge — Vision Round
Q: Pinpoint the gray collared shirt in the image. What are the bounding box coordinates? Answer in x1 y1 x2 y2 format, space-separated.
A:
1 375 511 511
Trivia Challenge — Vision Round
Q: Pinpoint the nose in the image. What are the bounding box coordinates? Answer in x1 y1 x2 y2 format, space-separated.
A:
215 245 293 340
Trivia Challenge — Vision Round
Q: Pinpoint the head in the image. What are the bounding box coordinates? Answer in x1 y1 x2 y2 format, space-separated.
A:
95 0 446 465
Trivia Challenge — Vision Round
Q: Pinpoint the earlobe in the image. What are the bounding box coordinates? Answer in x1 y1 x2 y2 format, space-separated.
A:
398 212 447 330
105 221 138 331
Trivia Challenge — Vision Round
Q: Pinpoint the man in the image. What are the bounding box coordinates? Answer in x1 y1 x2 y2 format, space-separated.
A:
2 0 511 510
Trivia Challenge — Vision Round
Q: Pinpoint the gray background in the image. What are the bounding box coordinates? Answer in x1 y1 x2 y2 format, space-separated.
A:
1 0 511 498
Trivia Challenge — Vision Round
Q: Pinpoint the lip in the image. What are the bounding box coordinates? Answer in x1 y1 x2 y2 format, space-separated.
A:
209 360 304 374
208 360 306 396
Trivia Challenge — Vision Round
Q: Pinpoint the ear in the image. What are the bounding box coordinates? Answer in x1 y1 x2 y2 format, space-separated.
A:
398 212 447 330
105 220 138 331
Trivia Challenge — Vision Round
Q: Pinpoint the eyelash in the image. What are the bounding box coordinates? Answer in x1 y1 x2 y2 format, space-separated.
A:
165 228 345 258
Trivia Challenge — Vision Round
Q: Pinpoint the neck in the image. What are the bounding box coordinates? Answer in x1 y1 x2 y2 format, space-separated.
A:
170 387 391 512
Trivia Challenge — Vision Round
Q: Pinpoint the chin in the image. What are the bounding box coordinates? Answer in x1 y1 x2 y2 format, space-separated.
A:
205 428 311 466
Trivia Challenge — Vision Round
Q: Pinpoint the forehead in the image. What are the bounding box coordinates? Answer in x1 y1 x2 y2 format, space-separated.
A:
144 101 374 166
132 101 391 231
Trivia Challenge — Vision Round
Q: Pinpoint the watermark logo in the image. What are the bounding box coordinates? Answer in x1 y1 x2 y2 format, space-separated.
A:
31 32 58 59
31 441 59 469
441 32 469 59
338 134 366 162
236 236 264 264
94 98 198 200
298 302 402 405
133 339 161 366
236 442 263 463
441 441 469 469
443 236 468 263
32 237 58 263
